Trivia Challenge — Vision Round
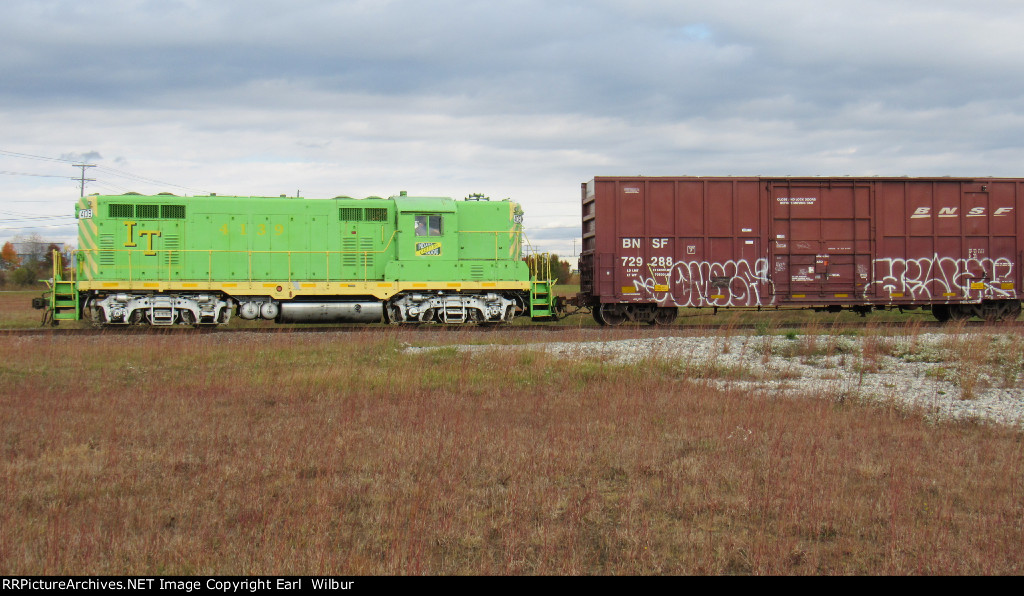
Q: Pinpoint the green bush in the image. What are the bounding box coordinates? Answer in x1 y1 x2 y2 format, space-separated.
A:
11 266 39 287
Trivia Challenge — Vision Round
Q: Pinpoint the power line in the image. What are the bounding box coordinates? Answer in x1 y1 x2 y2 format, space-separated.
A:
0 215 74 223
0 149 76 164
90 180 136 193
93 165 209 194
1 147 211 195
0 223 77 232
0 171 78 180
0 215 73 222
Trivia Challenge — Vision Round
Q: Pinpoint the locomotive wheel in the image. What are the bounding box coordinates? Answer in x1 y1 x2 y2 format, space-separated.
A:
649 307 678 326
932 304 951 322
598 303 626 326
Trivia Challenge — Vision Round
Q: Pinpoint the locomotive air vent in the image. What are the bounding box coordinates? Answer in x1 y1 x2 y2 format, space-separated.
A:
164 235 180 266
340 207 363 222
360 238 375 268
342 238 358 266
161 205 186 219
366 208 388 222
99 235 115 266
109 204 133 218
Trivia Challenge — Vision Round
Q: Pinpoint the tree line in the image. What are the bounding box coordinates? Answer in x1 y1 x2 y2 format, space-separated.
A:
0 234 74 288
523 253 577 285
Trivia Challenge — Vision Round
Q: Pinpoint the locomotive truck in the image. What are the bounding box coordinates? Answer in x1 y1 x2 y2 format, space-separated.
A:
39 191 558 326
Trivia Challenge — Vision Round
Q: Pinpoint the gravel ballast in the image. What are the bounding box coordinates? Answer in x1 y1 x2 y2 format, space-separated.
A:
406 332 1024 428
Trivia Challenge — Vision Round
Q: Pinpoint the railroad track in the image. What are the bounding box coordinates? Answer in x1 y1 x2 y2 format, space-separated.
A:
3 318 1024 337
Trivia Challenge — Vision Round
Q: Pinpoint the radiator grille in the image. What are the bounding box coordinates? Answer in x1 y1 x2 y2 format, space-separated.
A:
99 235 115 266
339 207 363 222
136 204 159 219
109 204 133 218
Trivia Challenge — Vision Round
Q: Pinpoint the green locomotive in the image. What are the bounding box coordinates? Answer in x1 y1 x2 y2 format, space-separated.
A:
45 191 556 325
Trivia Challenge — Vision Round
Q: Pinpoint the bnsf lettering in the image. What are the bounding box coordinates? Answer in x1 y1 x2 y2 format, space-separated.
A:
652 238 669 248
622 238 640 249
910 207 1013 219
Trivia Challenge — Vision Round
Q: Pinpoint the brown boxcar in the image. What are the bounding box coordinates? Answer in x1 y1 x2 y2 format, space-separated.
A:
578 176 1024 324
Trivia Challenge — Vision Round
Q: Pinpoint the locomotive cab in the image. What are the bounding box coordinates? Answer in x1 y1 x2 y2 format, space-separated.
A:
392 197 456 267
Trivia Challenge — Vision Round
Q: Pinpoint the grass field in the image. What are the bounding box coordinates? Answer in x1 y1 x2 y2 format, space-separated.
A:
1 323 1022 575
0 290 49 329
2 290 1023 574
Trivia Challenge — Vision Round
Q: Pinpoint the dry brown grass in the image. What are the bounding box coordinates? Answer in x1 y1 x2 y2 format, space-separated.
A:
0 290 53 329
1 329 1022 575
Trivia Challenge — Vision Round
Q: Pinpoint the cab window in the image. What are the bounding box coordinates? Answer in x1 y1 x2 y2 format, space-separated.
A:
415 215 442 236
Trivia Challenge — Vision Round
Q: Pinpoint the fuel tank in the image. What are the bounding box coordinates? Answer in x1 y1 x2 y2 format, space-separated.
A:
276 302 384 324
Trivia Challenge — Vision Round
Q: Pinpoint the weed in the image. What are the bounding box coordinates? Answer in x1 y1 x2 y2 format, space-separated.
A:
1 328 1023 574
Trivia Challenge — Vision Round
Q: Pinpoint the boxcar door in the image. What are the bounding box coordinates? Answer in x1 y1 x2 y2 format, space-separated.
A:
769 180 871 303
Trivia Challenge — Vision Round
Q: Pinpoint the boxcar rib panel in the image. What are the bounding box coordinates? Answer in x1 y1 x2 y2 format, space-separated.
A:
579 176 1023 314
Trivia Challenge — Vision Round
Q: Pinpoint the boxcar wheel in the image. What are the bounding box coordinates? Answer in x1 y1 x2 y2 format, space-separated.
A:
598 303 626 326
650 307 678 326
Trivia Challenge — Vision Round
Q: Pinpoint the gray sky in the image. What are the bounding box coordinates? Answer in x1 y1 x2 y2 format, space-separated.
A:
4 0 1024 257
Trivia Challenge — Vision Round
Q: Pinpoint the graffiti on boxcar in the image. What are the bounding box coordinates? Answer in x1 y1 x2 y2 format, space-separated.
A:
630 258 775 307
864 254 1015 300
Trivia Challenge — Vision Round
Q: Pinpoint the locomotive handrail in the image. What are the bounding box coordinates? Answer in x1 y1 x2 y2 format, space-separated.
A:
76 230 407 283
75 229 534 283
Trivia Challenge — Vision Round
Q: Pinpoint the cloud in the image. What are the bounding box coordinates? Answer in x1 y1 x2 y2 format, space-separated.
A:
3 1 1024 254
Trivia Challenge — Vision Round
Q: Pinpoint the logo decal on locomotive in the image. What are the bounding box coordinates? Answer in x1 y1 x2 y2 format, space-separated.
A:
123 221 162 255
415 242 442 256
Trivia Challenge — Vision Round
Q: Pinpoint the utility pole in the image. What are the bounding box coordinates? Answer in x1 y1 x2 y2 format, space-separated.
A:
73 163 96 197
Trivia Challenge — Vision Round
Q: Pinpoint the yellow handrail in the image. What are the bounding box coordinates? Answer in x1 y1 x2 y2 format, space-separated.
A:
73 229 538 282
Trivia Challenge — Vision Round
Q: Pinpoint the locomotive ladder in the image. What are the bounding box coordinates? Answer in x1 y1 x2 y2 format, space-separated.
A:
529 280 555 320
46 249 80 323
526 252 559 321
